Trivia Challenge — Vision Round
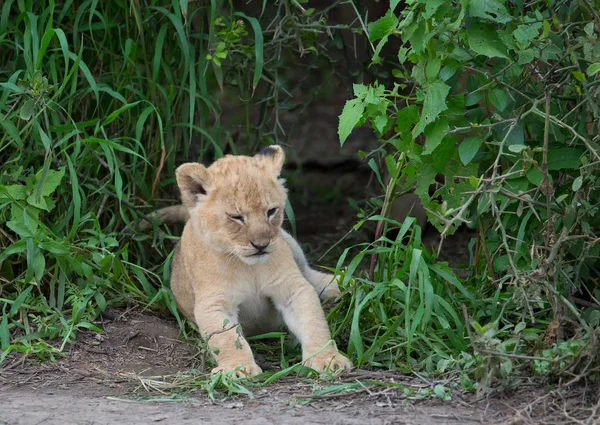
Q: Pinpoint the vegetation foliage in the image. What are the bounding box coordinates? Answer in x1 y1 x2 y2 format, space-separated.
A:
337 0 600 395
1 0 599 400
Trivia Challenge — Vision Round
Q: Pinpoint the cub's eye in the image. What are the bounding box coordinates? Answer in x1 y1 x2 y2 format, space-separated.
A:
228 214 245 224
267 208 277 218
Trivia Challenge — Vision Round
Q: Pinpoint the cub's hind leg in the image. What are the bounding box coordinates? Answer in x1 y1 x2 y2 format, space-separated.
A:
280 230 340 301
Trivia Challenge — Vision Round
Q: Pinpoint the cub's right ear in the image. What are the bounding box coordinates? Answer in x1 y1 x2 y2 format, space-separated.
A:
175 163 213 208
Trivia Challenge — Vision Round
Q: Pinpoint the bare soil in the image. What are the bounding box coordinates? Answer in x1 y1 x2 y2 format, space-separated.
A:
2 309 597 425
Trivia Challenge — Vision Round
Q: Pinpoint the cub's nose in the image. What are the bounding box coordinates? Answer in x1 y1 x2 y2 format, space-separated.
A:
251 241 270 252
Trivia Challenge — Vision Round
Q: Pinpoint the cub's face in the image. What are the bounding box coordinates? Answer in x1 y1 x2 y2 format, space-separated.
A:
176 146 288 265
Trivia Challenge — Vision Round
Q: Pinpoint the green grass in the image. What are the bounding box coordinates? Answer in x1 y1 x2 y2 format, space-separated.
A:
0 0 222 360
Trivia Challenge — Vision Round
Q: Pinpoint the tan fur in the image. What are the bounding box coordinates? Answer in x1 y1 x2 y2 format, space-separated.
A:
169 146 351 377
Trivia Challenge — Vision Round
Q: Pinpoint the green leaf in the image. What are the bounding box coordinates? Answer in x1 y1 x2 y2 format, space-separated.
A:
489 88 508 111
234 12 263 91
372 36 389 65
518 49 535 64
368 10 397 42
396 105 419 133
469 175 479 188
423 118 448 155
425 58 441 81
338 98 365 145
469 0 511 23
390 0 401 12
76 56 99 101
526 168 543 186
27 193 49 210
0 116 23 147
433 136 458 172
508 144 527 153
20 99 36 121
103 101 141 125
413 80 450 137
423 0 445 19
587 63 600 76
467 25 509 59
368 158 384 188
353 83 368 98
433 384 446 398
384 154 397 177
572 71 586 83
365 84 385 104
32 250 45 282
415 163 437 200
9 286 34 315
0 184 28 200
513 22 542 45
374 114 389 134
398 46 408 63
458 136 483 165
37 167 65 197
572 176 583 191
547 148 583 170
0 306 9 350
439 64 460 82
6 220 33 238
497 122 524 147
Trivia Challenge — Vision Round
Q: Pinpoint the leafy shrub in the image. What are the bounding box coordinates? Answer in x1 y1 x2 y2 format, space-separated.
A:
337 0 600 389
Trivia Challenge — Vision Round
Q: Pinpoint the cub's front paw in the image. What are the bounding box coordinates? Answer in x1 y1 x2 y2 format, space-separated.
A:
304 352 352 374
211 361 263 379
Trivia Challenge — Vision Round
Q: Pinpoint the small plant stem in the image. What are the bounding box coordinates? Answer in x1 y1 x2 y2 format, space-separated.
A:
245 99 251 142
542 91 553 248
346 0 375 53
477 218 496 280
530 106 600 162
368 153 405 282
478 350 571 363
461 304 475 346
542 91 563 340
284 0 304 53
151 145 166 201
426 18 435 58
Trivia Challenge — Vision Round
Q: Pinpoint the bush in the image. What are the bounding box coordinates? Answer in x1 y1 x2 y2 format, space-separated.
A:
337 0 600 392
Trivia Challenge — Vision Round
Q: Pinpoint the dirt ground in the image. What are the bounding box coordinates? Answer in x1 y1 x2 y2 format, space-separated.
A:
2 309 596 425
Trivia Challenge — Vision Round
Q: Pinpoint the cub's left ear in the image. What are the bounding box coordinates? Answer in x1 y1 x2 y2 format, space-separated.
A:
255 145 285 176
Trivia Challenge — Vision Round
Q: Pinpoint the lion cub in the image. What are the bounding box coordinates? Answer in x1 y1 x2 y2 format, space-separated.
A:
170 145 352 377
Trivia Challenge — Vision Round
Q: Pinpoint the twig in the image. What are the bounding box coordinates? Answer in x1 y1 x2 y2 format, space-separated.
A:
462 304 475 347
541 91 554 248
345 0 375 53
293 389 366 399
368 153 405 281
478 350 572 363
530 106 600 162
150 144 166 201
477 218 496 280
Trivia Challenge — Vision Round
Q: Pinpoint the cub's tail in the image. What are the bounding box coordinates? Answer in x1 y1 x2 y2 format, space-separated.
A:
127 205 189 232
